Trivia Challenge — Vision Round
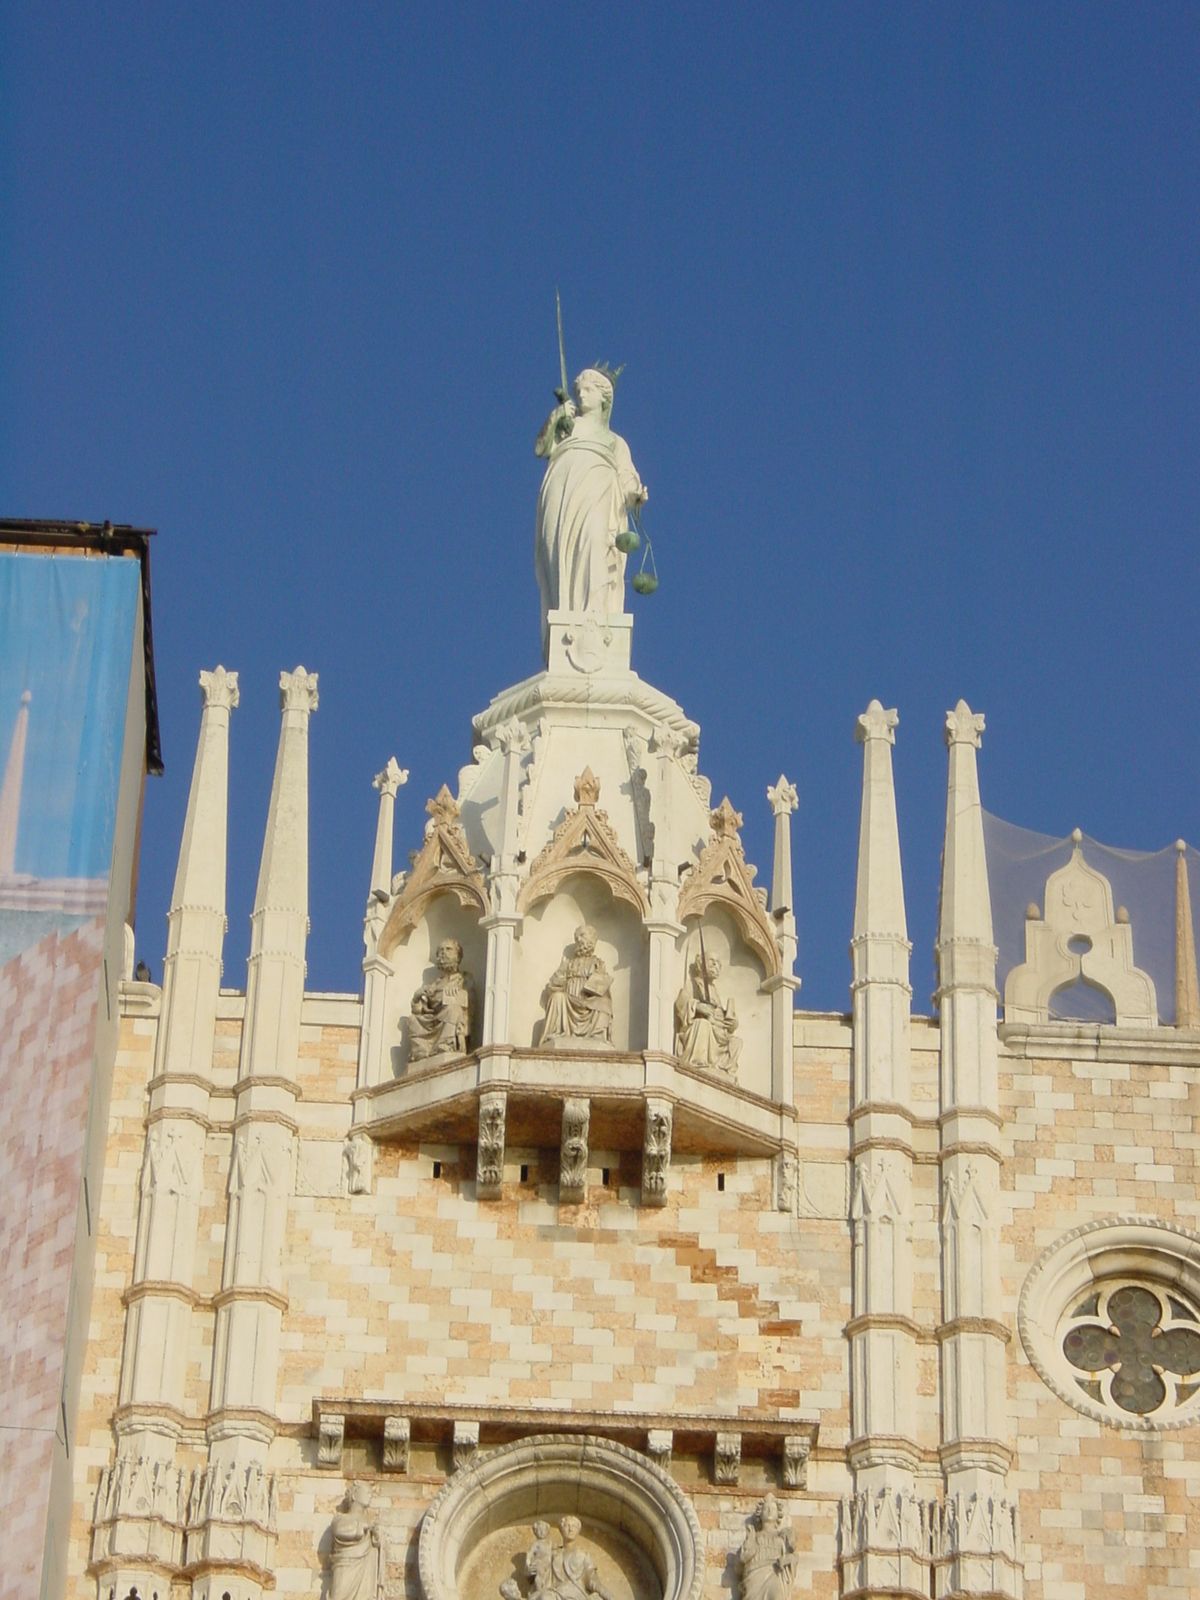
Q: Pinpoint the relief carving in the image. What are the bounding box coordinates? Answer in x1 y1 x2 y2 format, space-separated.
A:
540 925 614 1049
674 953 741 1079
559 1098 590 1202
518 768 649 917
641 1103 672 1208
380 787 487 958
477 1091 507 1199
498 1516 615 1600
343 1135 373 1196
408 938 474 1063
677 799 781 978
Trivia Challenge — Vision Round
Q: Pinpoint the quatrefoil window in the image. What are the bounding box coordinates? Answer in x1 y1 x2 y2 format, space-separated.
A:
1062 1282 1200 1417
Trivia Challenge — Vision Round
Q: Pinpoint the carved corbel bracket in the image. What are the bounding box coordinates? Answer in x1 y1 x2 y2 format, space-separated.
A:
477 1090 507 1200
641 1099 673 1208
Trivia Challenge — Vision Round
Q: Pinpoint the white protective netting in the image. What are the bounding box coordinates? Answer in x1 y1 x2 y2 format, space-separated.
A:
981 812 1200 1025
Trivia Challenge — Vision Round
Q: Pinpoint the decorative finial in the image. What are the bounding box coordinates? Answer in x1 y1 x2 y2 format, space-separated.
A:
856 701 898 746
279 666 319 713
426 785 460 826
767 776 798 816
574 768 601 807
944 700 984 749
373 758 408 798
1071 828 1083 846
199 666 239 711
710 797 743 839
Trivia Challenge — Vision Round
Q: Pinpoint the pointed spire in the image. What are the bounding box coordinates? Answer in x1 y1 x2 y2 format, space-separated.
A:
369 758 408 900
241 667 318 1080
938 700 992 948
1176 842 1200 1028
0 690 31 874
853 702 905 941
767 776 798 915
157 668 238 1078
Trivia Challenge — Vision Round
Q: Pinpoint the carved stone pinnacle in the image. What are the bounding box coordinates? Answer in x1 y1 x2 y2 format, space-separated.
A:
374 757 409 798
574 767 601 806
199 665 239 711
767 775 799 815
944 699 985 749
710 797 743 839
279 665 319 713
855 700 898 746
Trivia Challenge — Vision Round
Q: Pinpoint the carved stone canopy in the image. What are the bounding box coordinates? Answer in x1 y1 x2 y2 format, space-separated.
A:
380 786 488 958
677 798 781 977
418 1435 704 1600
517 769 650 917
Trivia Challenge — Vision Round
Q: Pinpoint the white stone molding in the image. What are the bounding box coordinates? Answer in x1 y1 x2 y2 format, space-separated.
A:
782 1435 809 1489
641 1099 672 1207
559 1097 590 1202
417 1434 704 1600
476 1089 507 1200
90 1454 189 1572
1018 1216 1200 1431
1004 832 1158 1027
546 611 634 676
713 1431 741 1485
379 786 488 957
383 1416 411 1472
318 1412 346 1468
765 776 801 1105
516 767 649 916
677 798 781 978
941 1163 997 1323
646 1429 673 1471
838 1488 934 1600
183 1459 279 1579
452 1418 480 1472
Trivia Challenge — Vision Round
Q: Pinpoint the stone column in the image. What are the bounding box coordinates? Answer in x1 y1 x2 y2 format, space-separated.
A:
934 702 1020 1600
481 718 528 1049
645 731 686 1055
96 670 237 1596
195 668 316 1598
842 703 928 1599
357 757 407 1091
765 776 799 1104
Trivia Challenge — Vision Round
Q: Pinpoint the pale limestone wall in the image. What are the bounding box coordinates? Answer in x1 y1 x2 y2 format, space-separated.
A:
1000 1031 1200 1599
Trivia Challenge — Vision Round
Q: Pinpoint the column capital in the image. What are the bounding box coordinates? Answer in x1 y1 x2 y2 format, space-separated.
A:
373 757 409 799
279 666 319 714
945 699 985 748
767 774 798 816
855 700 898 746
199 665 239 711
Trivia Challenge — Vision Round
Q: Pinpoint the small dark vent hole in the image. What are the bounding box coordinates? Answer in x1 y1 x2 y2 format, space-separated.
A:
433 1161 441 1178
602 1167 611 1187
717 1172 725 1192
521 1164 529 1183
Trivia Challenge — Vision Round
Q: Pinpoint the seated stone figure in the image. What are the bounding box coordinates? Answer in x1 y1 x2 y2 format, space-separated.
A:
541 925 613 1048
408 939 473 1062
500 1516 614 1600
674 952 742 1078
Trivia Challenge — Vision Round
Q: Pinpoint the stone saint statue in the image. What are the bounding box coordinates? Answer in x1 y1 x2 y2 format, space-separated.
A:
500 1516 614 1600
737 1495 798 1600
541 925 614 1048
408 939 473 1061
675 953 742 1077
534 367 648 659
328 1481 385 1600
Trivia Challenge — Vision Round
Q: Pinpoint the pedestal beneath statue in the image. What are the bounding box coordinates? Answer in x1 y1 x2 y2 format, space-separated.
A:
546 611 632 676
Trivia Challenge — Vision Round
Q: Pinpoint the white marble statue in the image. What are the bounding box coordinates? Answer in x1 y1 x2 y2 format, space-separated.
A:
534 367 648 658
540 925 614 1048
675 953 742 1077
328 1481 385 1600
737 1495 798 1600
501 1516 615 1600
408 939 473 1061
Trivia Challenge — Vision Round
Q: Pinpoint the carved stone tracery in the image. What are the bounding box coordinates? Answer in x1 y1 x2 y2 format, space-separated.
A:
518 769 649 916
677 799 781 977
380 787 488 957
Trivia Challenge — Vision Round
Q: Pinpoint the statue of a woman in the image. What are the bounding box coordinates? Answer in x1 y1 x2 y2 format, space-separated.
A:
328 1481 385 1600
534 367 648 661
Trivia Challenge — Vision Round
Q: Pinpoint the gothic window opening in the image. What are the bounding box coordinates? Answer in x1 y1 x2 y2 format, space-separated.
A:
1061 1282 1200 1418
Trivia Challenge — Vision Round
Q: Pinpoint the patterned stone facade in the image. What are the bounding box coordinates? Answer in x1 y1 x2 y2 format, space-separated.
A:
59 650 1200 1600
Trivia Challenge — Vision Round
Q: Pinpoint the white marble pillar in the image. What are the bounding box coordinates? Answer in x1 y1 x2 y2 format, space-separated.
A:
200 669 316 1592
101 670 238 1595
645 730 686 1055
482 717 529 1048
765 776 799 1104
843 703 927 1598
357 757 407 1091
935 701 1020 1600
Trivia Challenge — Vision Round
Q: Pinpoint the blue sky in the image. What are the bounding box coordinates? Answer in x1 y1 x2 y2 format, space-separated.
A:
2 6 1198 1010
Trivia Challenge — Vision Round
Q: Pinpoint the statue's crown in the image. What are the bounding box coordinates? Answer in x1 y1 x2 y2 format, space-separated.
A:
585 361 624 392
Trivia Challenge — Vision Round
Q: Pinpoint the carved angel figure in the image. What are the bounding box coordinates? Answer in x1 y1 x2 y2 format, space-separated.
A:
534 368 647 659
409 939 473 1061
329 1481 385 1600
674 953 742 1077
737 1495 798 1600
541 926 613 1047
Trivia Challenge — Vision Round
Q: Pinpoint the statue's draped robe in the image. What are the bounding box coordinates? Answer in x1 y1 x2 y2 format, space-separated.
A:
543 953 613 1042
535 425 640 657
409 970 471 1058
329 1510 383 1600
675 978 741 1073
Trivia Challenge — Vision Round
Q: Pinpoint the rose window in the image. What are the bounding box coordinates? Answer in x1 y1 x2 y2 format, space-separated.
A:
1061 1282 1200 1418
